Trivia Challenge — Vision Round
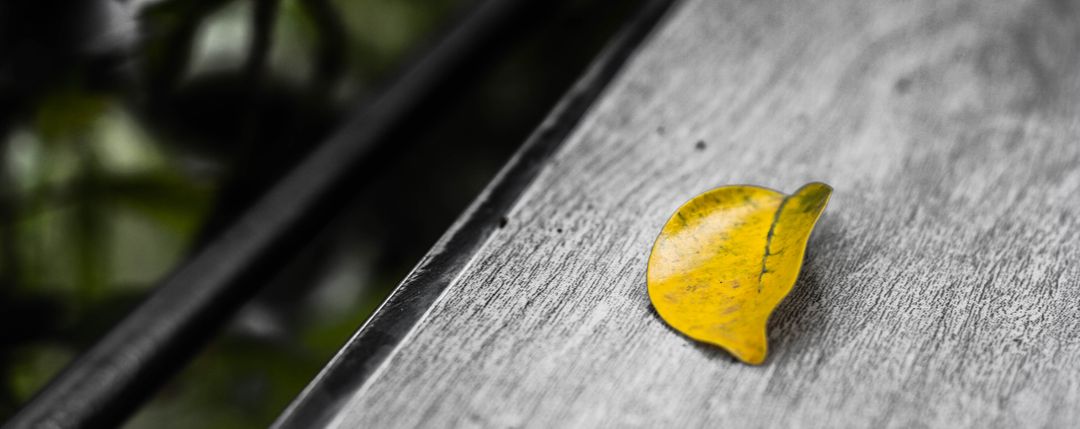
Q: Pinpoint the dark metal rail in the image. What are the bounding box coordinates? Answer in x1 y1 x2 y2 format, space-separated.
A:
3 0 556 427
271 0 676 426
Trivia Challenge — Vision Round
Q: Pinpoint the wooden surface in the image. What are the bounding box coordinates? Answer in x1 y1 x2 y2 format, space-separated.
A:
330 0 1080 426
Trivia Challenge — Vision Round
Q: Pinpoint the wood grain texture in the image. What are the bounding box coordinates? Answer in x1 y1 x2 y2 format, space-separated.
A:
330 0 1080 426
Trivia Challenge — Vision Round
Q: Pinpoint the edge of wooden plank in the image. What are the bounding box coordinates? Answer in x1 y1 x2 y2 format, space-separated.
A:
272 0 679 426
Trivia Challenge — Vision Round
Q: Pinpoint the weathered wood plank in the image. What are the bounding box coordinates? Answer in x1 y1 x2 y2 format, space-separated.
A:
330 0 1080 426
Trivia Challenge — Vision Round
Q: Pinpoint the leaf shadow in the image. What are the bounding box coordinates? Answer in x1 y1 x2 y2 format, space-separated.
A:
645 302 741 364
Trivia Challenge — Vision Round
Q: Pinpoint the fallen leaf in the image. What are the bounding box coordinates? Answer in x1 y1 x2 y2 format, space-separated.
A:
647 182 832 364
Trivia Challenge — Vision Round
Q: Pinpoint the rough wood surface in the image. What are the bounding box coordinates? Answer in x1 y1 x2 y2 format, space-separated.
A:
330 0 1080 426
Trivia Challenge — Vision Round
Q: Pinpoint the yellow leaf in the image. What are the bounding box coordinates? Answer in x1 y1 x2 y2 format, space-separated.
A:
647 182 832 364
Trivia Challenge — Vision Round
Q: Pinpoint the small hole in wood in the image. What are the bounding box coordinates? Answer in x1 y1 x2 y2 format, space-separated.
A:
894 77 912 94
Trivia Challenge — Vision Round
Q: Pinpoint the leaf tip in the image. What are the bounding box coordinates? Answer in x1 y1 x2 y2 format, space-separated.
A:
728 331 768 365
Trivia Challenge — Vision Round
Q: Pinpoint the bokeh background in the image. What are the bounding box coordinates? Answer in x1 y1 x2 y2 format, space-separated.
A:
0 0 639 427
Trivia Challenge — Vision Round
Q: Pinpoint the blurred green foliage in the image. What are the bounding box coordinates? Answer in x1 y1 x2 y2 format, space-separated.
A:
1 0 636 426
0 0 459 424
1 88 216 415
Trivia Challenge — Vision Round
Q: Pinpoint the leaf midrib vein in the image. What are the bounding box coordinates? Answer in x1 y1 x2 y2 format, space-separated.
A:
758 195 790 292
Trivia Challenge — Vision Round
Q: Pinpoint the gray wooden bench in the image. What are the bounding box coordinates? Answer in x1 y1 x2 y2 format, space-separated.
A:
275 0 1080 426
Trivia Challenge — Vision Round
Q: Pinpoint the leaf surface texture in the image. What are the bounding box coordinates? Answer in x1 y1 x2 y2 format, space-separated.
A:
647 182 832 364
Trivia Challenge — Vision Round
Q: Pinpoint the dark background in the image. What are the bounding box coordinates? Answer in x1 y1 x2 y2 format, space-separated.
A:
0 0 640 427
